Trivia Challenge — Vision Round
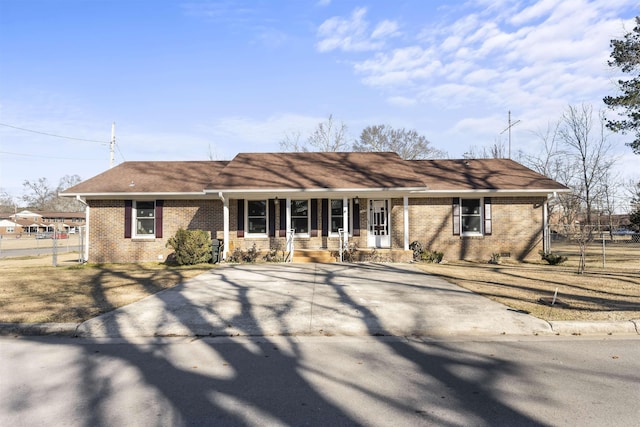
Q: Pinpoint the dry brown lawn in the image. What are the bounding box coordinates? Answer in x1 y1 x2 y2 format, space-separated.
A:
1 243 638 324
416 243 640 321
0 253 214 323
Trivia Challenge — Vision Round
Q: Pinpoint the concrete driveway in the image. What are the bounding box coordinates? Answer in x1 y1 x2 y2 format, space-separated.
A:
77 263 553 338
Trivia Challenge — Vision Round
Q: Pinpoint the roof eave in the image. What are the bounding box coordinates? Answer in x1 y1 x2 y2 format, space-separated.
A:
410 188 572 197
60 191 208 200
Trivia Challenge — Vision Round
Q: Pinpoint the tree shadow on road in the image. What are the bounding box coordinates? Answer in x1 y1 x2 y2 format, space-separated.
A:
9 263 553 425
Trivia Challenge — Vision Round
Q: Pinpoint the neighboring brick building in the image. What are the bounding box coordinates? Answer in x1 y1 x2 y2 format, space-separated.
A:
10 210 86 234
61 152 568 263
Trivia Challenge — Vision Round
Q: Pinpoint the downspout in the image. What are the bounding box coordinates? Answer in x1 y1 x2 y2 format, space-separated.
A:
218 192 229 260
543 191 558 253
75 195 89 262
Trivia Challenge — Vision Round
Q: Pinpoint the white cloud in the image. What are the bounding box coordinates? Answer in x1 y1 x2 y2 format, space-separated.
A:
316 7 399 52
335 0 636 117
371 20 400 39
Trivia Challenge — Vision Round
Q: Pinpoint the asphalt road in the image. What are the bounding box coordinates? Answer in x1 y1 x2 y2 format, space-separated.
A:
1 335 638 426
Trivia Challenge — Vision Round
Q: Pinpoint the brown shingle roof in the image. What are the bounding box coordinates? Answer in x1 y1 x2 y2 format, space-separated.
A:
62 161 229 194
61 154 568 196
410 158 568 191
208 152 426 190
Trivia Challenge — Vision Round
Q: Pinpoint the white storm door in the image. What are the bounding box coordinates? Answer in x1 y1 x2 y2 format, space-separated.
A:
368 199 390 248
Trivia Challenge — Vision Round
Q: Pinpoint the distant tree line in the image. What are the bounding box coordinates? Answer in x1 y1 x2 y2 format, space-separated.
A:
279 114 447 160
0 174 84 214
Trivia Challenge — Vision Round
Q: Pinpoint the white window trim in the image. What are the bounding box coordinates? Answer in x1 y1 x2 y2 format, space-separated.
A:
246 199 269 238
460 198 483 236
328 199 344 237
290 199 310 238
133 200 156 239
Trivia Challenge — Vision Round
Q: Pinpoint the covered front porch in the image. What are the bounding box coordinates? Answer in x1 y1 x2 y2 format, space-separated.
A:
212 191 414 262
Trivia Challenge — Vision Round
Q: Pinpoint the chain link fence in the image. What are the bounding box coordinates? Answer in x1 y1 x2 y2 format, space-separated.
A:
548 224 640 270
0 229 84 266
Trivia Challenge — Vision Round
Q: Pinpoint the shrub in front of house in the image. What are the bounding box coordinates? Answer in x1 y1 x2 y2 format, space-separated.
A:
263 241 285 262
539 250 568 265
421 249 444 263
166 228 212 265
409 241 423 261
228 243 259 263
410 241 443 263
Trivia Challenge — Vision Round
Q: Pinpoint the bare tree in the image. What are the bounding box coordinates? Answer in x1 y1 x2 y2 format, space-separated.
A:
0 191 16 214
22 177 55 210
354 124 446 159
521 122 572 221
279 115 350 152
629 180 640 230
596 170 622 236
554 104 617 273
279 130 305 152
52 174 84 211
464 139 507 159
559 104 616 226
22 175 84 211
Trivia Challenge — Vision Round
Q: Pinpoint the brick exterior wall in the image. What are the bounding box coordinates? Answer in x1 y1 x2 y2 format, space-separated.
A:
88 196 545 263
403 196 545 261
88 199 223 263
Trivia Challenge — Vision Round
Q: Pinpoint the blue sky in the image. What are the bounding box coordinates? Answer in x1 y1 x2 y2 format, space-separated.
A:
0 0 638 199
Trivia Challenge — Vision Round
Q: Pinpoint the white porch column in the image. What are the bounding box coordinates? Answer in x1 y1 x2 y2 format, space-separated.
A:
221 193 229 260
84 204 90 262
403 196 409 250
343 197 349 245
286 198 292 252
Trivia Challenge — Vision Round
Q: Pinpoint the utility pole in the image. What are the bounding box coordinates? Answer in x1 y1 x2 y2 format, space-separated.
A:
109 122 115 168
500 111 521 158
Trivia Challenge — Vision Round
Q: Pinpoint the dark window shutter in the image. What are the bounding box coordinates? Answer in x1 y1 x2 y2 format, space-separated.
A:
352 199 360 236
124 200 132 238
484 197 492 235
279 200 287 237
155 200 164 238
452 197 460 236
237 199 244 238
310 199 318 237
321 199 329 237
268 199 276 237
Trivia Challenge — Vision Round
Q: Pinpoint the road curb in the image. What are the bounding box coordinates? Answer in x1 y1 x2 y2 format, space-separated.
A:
548 320 639 336
0 322 80 337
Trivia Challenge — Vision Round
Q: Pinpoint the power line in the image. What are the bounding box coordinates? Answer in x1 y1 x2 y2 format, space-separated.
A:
0 150 104 161
0 122 110 144
115 142 126 162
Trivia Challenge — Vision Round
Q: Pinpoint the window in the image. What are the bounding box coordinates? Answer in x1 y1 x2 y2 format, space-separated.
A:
330 199 343 234
134 201 156 237
453 197 492 236
291 199 309 234
461 199 481 234
6 227 14 233
247 200 267 234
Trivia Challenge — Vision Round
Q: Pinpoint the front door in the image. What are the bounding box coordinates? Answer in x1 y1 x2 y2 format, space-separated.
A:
368 199 390 248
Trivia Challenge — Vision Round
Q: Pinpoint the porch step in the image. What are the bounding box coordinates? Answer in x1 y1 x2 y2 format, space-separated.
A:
292 249 337 263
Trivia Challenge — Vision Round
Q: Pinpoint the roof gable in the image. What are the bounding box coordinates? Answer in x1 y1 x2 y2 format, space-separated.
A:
208 152 426 190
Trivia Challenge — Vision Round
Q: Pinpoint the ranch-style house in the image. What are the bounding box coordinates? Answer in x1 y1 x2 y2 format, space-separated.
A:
61 151 568 263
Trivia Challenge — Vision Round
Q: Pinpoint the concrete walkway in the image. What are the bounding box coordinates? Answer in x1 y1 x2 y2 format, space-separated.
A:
75 263 560 338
